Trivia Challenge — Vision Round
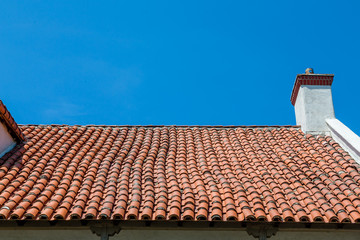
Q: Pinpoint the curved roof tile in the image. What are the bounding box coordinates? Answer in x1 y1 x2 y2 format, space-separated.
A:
1 125 360 223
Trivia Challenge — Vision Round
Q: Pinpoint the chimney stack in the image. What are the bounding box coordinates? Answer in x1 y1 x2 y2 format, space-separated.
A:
291 68 335 134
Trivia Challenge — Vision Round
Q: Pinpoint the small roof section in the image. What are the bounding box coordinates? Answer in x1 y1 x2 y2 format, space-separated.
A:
0 100 25 142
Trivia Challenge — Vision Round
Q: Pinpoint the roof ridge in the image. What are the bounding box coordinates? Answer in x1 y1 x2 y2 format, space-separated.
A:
18 124 301 129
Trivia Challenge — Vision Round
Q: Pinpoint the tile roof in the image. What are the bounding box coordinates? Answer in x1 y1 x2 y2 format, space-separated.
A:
0 100 25 142
0 125 360 223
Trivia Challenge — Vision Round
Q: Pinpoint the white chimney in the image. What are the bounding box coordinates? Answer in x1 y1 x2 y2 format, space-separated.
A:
290 68 335 134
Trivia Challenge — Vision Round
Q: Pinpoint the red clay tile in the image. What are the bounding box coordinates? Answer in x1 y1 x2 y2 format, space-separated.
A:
0 125 359 223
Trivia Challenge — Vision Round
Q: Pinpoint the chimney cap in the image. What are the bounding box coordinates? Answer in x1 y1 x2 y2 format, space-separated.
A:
305 68 314 74
290 71 334 106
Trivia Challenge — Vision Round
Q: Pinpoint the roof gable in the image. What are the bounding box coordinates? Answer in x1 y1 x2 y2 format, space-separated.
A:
0 100 25 142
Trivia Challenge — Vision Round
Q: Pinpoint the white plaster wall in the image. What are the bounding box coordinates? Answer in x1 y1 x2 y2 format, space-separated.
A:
0 122 16 157
0 229 98 240
114 229 360 240
294 85 335 134
0 229 359 240
273 230 360 240
326 118 360 164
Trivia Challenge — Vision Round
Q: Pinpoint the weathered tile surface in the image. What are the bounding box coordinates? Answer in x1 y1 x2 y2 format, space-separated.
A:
0 125 359 223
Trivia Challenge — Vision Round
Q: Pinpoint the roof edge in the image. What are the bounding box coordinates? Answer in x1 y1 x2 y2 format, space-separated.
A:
0 100 25 142
18 124 301 129
0 219 359 230
326 118 360 164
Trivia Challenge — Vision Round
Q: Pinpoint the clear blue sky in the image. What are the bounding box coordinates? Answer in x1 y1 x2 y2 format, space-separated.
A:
1 1 360 134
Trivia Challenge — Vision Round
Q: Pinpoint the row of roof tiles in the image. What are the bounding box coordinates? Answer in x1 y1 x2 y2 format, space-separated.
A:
0 125 359 223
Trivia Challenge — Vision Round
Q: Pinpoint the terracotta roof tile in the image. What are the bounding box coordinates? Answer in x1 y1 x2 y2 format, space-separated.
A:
0 125 360 223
